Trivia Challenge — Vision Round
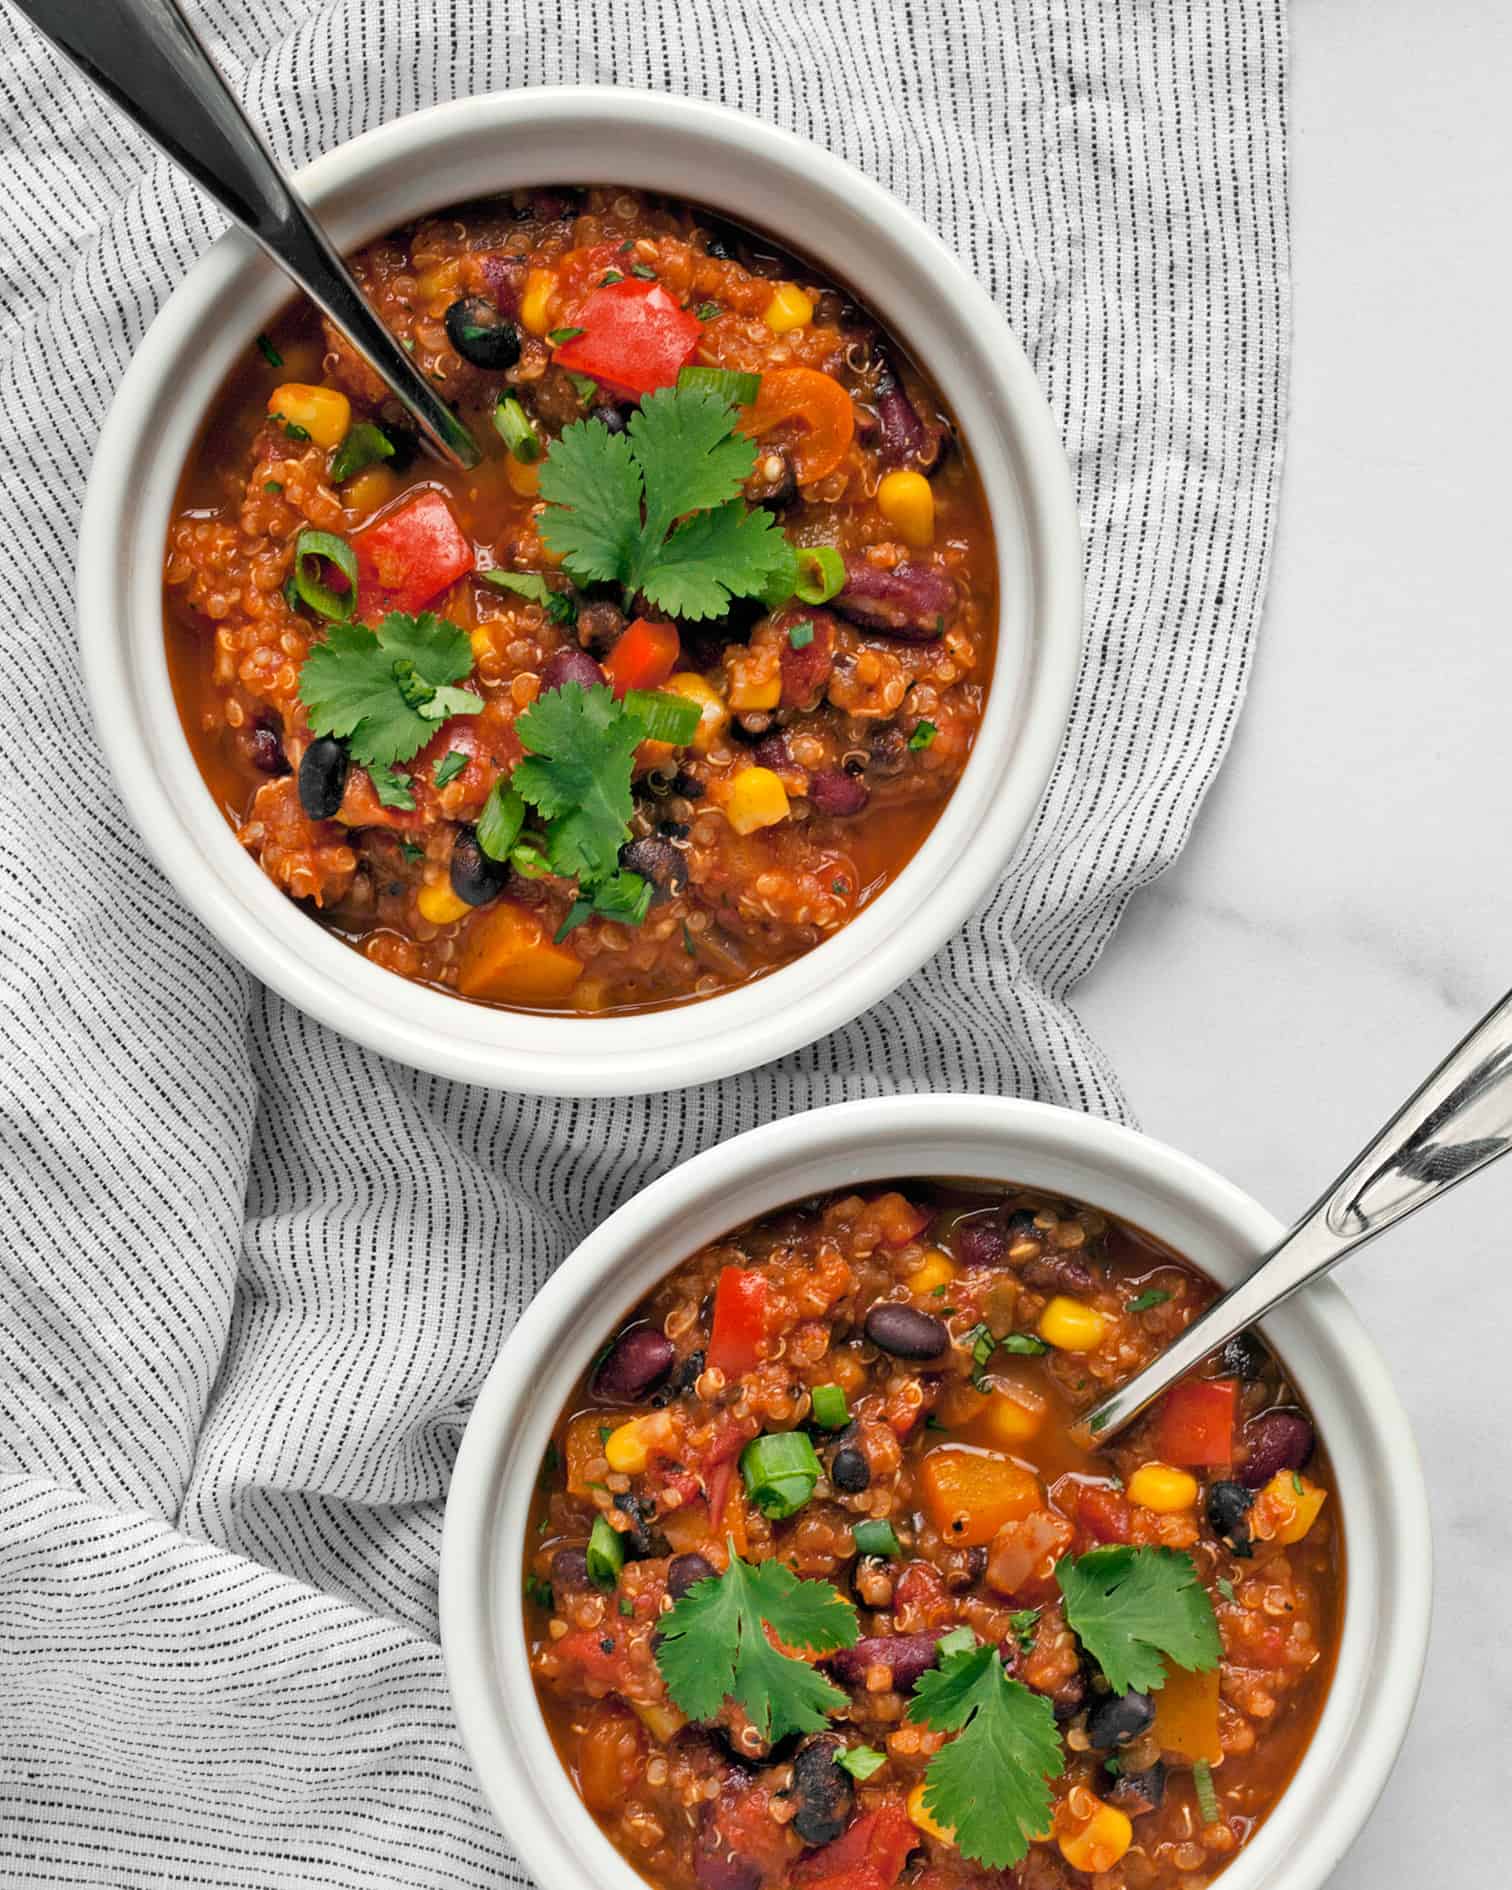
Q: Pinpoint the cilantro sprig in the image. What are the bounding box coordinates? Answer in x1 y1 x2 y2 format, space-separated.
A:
538 383 797 620
654 1543 858 1744
908 1638 1064 1869
1057 1546 1222 1696
299 611 483 768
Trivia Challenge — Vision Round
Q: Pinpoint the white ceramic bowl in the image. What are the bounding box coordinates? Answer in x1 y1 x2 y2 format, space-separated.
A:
79 87 1082 1096
441 1094 1431 1890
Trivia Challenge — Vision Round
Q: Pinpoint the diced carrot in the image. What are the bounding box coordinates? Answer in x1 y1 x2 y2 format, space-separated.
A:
918 1446 1041 1548
738 368 857 484
604 618 681 696
1158 1378 1238 1467
457 901 584 1006
1152 1661 1222 1763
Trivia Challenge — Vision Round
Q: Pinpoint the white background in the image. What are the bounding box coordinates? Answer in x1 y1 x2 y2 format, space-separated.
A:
1078 1 1512 1876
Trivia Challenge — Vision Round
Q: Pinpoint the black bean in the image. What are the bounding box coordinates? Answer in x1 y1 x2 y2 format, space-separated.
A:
449 826 508 908
249 724 289 776
668 1348 705 1395
827 1633 940 1692
1104 1759 1166 1816
592 1325 676 1402
830 1446 870 1493
297 736 348 820
863 1303 949 1361
613 1492 670 1559
668 1552 717 1599
1085 1689 1155 1750
1238 1409 1315 1490
540 647 607 693
591 403 628 435
550 1546 590 1590
1206 1479 1256 1556
619 836 688 902
576 598 626 653
670 771 704 802
444 295 521 371
789 1735 854 1845
1218 1331 1271 1381
808 769 870 817
1004 1209 1039 1236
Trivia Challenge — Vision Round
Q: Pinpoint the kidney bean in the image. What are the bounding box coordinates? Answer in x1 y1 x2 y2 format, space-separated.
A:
449 826 509 907
1021 1252 1095 1295
863 1303 949 1360
694 1841 761 1890
826 1633 940 1692
808 769 869 817
875 365 943 470
750 731 793 773
668 1552 717 1599
478 253 527 316
953 1216 1007 1269
835 559 954 640
541 647 606 693
249 723 289 776
550 1545 590 1590
297 736 348 820
1238 1409 1316 1489
591 1325 675 1402
789 1736 854 1845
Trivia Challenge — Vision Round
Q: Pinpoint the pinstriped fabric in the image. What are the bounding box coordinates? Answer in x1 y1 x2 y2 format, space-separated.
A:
0 0 1288 1878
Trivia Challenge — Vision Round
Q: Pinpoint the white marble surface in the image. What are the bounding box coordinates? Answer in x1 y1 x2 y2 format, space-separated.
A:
1076 0 1512 1877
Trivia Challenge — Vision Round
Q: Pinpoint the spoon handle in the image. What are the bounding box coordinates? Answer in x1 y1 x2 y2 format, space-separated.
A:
1079 986 1512 1444
16 0 480 469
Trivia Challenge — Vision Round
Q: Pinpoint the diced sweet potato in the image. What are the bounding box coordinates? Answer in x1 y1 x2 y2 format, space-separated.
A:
918 1446 1040 1548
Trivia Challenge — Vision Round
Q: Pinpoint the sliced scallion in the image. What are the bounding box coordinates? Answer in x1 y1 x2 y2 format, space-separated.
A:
908 720 938 751
793 544 845 605
586 1515 624 1588
623 688 702 747
494 395 543 463
810 1384 849 1430
740 1431 821 1520
677 364 761 408
852 1519 901 1559
835 1747 887 1781
1192 1759 1220 1826
787 619 815 650
476 778 528 862
292 529 358 622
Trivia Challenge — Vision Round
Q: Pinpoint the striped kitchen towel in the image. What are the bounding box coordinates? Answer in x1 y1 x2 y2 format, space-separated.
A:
0 0 1287 1880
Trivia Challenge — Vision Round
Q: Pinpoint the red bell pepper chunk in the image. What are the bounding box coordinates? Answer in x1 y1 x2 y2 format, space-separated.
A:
1158 1377 1238 1467
794 1804 916 1887
604 618 681 697
707 1266 768 1378
552 278 702 399
352 489 475 622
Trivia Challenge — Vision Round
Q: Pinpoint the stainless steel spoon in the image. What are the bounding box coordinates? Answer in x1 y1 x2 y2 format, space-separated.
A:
1076 986 1512 1446
15 0 482 469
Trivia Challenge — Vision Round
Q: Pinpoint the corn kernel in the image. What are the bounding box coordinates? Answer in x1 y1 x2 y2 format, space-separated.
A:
906 1781 954 1845
877 469 936 549
723 766 791 836
665 671 731 753
980 1387 1048 1447
763 282 814 333
519 267 557 336
267 382 351 450
1264 1471 1328 1545
907 1249 957 1294
470 627 494 660
417 880 471 926
506 455 541 498
1038 1296 1106 1352
343 465 400 514
605 1419 649 1475
1056 1798 1132 1874
1128 1462 1200 1513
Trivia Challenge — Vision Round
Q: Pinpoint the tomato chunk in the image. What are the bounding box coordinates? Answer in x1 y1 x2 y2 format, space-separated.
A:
707 1267 768 1378
604 618 681 697
352 489 474 622
794 1803 916 1887
1158 1378 1238 1467
552 279 702 399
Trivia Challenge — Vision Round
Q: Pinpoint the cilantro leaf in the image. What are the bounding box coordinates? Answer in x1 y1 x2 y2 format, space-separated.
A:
299 612 480 768
630 383 755 551
908 1643 1063 1869
643 501 796 622
476 779 528 862
512 682 643 884
433 750 468 790
1056 1546 1222 1696
368 764 415 810
654 1546 857 1744
556 869 652 939
537 419 645 586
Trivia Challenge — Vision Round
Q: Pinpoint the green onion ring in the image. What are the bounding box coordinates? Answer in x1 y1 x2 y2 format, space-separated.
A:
793 544 845 605
292 529 358 622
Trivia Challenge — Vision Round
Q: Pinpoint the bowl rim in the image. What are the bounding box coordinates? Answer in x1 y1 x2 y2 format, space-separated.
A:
78 85 1084 1095
440 1093 1432 1890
